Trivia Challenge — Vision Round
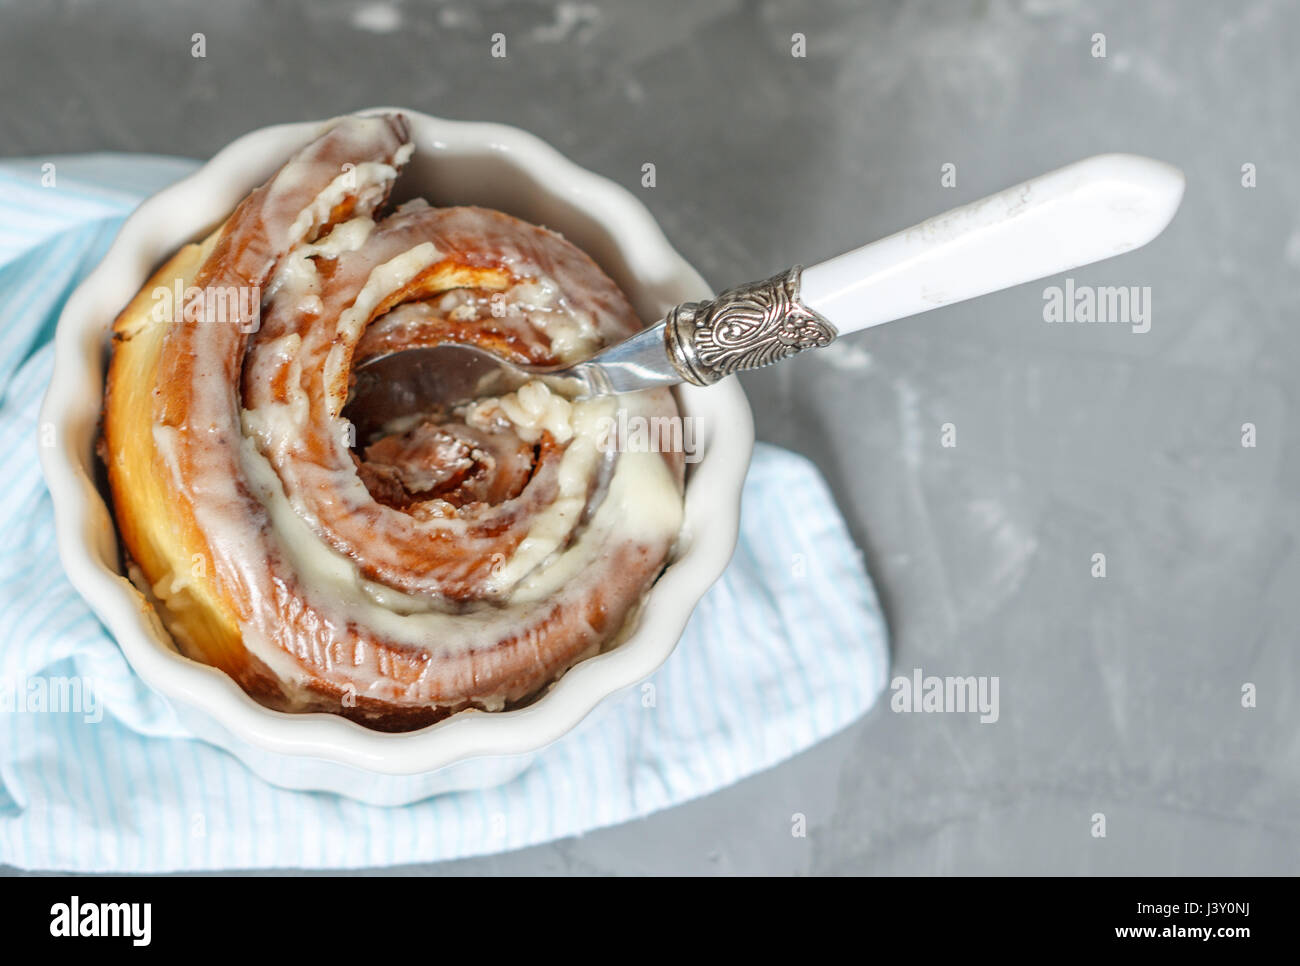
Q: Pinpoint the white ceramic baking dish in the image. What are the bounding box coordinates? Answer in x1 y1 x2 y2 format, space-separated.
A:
38 108 753 804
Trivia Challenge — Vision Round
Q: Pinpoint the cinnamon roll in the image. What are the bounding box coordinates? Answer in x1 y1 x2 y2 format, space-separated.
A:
101 113 685 731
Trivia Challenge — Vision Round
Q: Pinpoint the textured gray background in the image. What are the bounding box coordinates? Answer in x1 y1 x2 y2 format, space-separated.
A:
3 0 1298 875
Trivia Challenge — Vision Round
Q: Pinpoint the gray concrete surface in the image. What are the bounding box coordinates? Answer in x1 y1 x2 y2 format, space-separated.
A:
3 0 1298 874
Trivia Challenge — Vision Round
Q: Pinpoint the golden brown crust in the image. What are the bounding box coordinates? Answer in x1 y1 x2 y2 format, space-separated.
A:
104 233 247 674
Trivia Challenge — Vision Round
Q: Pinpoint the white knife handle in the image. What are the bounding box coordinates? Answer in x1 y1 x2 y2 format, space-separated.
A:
662 154 1184 385
801 153 1185 334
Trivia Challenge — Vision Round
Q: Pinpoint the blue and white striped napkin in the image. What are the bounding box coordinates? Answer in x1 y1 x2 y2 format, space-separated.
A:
0 156 888 872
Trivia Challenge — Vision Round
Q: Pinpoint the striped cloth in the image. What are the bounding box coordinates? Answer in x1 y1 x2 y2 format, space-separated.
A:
0 156 888 872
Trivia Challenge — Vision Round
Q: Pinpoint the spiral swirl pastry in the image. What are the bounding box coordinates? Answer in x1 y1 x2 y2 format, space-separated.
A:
102 114 685 731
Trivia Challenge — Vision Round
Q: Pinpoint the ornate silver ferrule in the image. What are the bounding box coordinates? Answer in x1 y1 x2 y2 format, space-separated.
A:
663 266 838 386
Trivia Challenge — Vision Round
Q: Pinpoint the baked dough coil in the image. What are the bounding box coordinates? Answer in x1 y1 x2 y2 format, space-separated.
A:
102 114 685 731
